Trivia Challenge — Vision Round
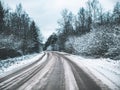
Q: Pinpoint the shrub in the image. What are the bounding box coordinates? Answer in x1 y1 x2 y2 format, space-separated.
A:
65 25 120 59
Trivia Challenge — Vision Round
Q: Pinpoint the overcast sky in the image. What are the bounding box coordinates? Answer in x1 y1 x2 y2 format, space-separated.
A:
3 0 119 41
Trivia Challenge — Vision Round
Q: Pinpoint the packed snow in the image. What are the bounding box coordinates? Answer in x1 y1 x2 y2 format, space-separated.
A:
0 52 44 76
66 54 120 90
63 59 79 90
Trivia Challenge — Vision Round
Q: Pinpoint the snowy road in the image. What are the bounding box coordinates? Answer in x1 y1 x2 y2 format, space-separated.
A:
0 52 115 90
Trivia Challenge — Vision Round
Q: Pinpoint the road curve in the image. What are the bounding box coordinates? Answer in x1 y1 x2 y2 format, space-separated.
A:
0 51 109 90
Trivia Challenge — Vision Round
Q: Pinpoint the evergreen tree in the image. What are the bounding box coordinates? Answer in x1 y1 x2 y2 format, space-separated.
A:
0 1 5 33
77 7 86 34
30 21 40 53
57 9 74 51
44 33 57 50
113 2 120 23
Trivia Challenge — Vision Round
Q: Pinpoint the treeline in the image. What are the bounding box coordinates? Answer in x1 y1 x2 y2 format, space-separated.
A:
44 0 120 59
0 1 43 59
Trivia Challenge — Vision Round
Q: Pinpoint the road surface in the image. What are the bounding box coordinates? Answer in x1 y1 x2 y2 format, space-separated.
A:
0 52 109 90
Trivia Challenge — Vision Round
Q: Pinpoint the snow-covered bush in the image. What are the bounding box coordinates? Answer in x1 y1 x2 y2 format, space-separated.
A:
0 34 22 60
0 34 22 50
65 25 120 59
0 54 37 74
65 38 75 53
66 32 108 56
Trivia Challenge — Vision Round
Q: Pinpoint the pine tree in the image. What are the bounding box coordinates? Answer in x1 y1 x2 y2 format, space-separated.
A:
0 1 5 33
30 21 40 53
113 2 120 23
77 7 86 34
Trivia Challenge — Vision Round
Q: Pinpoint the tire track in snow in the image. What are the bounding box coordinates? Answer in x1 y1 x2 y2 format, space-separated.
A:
62 58 79 90
41 54 65 90
18 52 56 90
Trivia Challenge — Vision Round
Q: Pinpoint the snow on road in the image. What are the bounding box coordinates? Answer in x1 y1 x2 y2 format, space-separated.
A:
0 51 120 90
65 54 120 90
63 59 79 90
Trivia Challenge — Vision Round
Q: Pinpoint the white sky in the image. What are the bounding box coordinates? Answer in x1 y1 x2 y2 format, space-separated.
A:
3 0 119 41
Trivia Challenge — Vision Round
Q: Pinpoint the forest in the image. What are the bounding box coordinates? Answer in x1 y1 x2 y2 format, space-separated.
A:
0 0 120 60
44 0 120 60
0 1 43 59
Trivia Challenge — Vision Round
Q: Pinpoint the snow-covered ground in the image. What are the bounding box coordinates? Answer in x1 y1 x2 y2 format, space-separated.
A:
66 54 120 90
0 52 44 76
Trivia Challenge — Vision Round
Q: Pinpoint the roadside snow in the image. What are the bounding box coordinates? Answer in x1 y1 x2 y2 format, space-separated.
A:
66 55 120 90
0 52 44 76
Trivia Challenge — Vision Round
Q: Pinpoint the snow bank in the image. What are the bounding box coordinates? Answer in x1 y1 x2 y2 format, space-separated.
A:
0 52 44 76
66 55 120 90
